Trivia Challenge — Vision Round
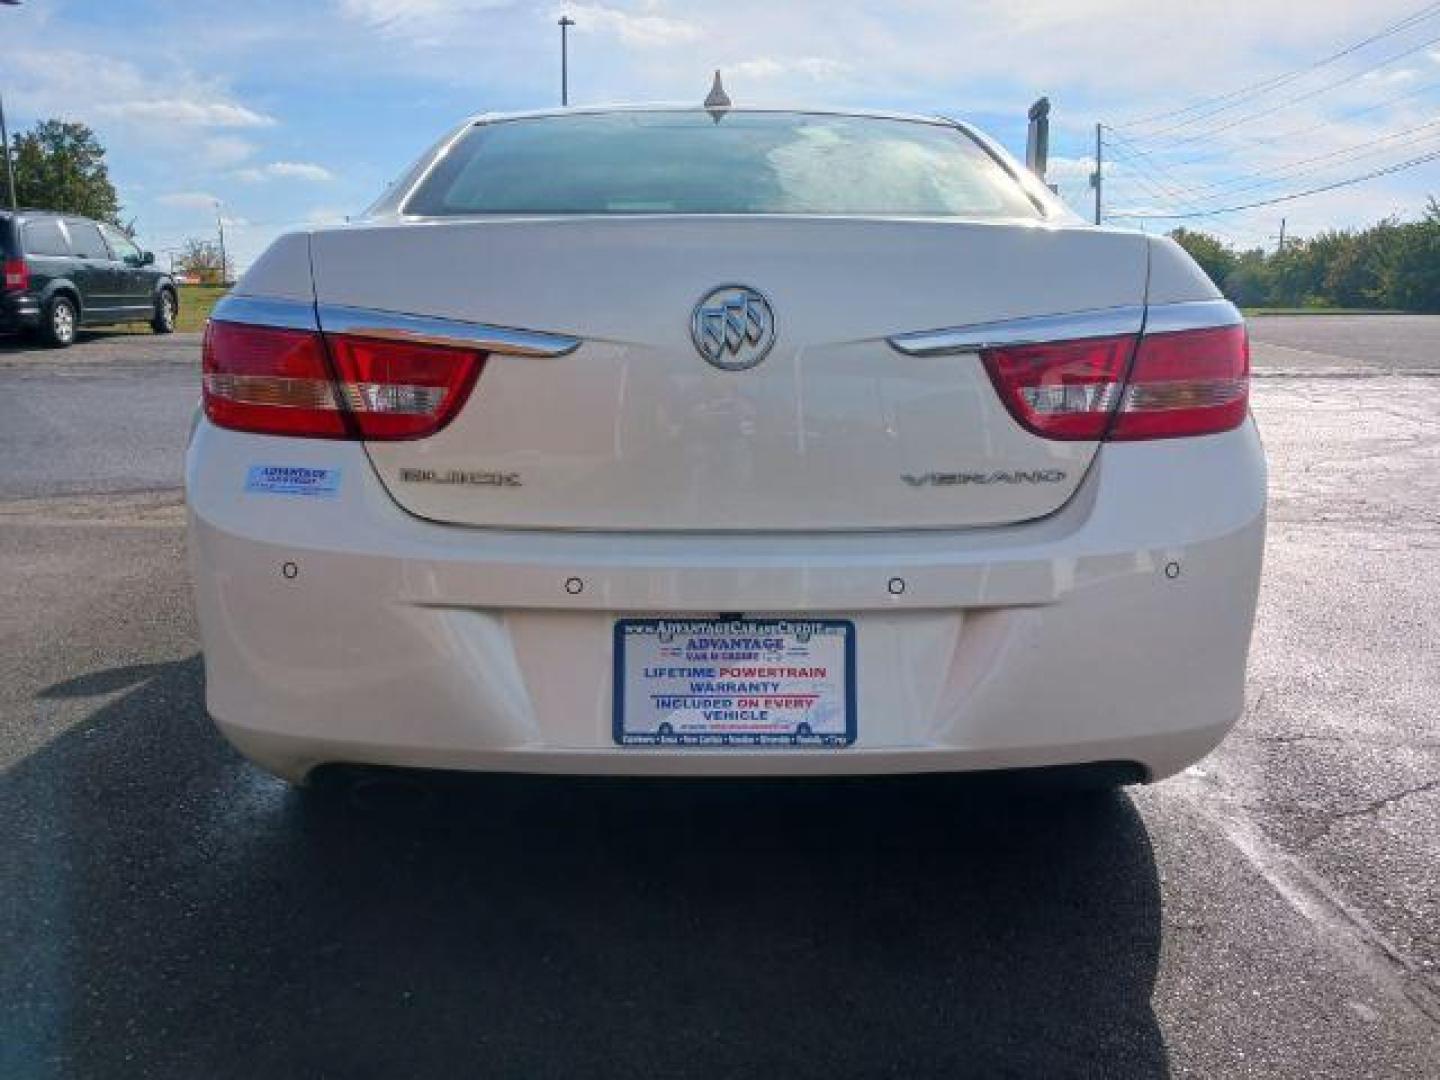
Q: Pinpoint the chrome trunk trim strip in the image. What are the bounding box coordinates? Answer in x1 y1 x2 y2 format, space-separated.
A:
1143 299 1244 335
211 294 319 332
210 296 582 358
887 299 1244 357
317 304 581 358
887 305 1145 356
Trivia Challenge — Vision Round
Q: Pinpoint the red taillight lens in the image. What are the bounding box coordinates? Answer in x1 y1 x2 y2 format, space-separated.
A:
203 322 350 438
2 257 29 293
202 321 485 440
980 335 1135 440
325 334 485 440
1108 324 1249 441
981 323 1249 442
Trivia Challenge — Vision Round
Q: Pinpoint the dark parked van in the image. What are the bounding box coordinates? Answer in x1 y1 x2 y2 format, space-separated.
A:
1 209 178 347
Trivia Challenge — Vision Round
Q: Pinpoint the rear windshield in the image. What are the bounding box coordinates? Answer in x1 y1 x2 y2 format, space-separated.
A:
403 111 1040 219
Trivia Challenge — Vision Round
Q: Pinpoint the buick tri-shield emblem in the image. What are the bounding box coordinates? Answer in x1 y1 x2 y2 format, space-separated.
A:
690 285 776 371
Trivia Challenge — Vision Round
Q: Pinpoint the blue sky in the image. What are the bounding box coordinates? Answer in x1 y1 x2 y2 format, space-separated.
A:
3 0 1437 268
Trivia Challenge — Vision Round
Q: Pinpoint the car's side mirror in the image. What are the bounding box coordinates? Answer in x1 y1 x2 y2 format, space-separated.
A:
141 251 155 266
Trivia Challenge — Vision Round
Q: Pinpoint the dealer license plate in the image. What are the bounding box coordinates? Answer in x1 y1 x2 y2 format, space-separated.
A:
613 619 855 747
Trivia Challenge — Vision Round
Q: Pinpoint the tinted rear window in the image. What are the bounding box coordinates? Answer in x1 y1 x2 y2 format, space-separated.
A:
404 111 1039 219
23 218 70 257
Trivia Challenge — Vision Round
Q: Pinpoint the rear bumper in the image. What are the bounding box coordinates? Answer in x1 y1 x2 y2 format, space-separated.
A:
0 293 41 332
186 419 1267 783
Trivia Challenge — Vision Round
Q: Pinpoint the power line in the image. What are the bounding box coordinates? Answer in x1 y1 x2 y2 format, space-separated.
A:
1100 157 1195 214
1105 145 1440 220
1143 114 1440 201
1099 99 1440 222
1105 160 1193 207
1115 1 1440 130
1099 128 1236 221
1140 28 1440 147
1101 109 1440 222
1147 76 1440 170
1101 127 1204 200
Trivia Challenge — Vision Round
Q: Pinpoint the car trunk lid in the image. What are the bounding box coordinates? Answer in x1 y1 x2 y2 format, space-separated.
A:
309 216 1148 531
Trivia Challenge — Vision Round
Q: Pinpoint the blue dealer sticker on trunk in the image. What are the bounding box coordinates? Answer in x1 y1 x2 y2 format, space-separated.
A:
245 465 341 498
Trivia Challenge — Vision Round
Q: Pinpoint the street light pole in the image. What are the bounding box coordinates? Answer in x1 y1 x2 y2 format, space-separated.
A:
214 201 229 286
0 90 16 211
1090 122 1103 226
558 15 574 106
1 0 20 211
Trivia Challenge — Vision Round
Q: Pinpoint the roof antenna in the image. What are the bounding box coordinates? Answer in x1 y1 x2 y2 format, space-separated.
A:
704 69 731 122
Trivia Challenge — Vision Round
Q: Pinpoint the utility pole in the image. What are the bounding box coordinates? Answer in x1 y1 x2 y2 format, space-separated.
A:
558 15 575 106
0 1 20 211
0 90 15 210
1090 122 1103 226
214 201 229 286
1274 217 1287 255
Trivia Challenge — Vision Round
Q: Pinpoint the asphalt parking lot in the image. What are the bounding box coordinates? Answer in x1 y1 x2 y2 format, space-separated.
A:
1 317 1438 1077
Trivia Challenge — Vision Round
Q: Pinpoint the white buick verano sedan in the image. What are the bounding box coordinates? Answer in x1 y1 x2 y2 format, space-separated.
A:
187 104 1265 786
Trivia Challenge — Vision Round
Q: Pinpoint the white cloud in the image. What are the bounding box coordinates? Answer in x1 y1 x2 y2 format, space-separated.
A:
236 161 335 183
268 161 334 181
730 57 851 82
158 192 221 210
337 0 513 45
793 57 850 80
728 58 784 80
339 0 506 24
563 4 701 48
202 137 258 168
1361 67 1419 84
342 0 698 49
97 100 275 128
1044 155 1096 182
10 50 275 130
304 206 352 226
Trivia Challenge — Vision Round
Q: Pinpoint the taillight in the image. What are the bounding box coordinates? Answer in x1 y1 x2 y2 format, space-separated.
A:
980 335 1135 440
981 323 1248 442
325 334 485 440
1108 324 1249 440
202 321 485 440
203 322 349 438
2 257 29 293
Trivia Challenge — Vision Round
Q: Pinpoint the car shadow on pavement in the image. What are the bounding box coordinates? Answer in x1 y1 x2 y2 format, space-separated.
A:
3 656 1169 1079
0 329 187 355
0 334 42 354
0 331 96 353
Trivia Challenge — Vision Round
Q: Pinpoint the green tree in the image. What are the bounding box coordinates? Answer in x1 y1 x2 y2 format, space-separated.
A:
1162 199 1437 311
8 120 121 223
1310 224 1396 309
1168 228 1237 290
1380 199 1440 313
1221 248 1274 307
1267 235 1334 308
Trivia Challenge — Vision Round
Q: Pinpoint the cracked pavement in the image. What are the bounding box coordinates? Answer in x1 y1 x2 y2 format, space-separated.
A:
1 318 1438 1077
